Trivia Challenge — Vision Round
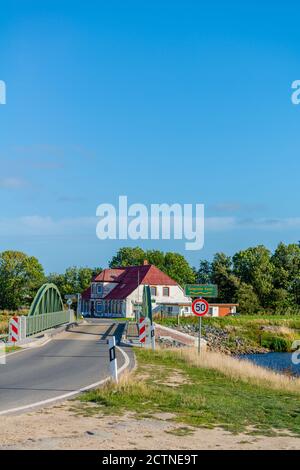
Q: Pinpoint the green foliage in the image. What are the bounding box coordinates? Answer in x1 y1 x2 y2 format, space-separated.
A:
109 247 196 286
163 252 196 286
196 260 212 284
233 245 274 306
272 243 300 304
260 334 291 352
2 241 300 315
237 283 260 314
47 266 101 297
0 251 45 310
210 253 239 302
109 247 145 267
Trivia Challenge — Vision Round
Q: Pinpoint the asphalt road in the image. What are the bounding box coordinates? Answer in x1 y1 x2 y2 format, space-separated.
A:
0 320 133 415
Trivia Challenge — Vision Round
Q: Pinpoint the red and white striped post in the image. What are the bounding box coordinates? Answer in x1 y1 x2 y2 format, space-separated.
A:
139 316 147 345
9 316 20 343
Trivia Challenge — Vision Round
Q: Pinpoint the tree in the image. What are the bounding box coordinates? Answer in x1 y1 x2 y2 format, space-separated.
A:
145 250 165 271
233 245 274 306
108 246 195 286
268 288 295 314
196 260 212 284
271 242 300 304
163 252 196 286
47 266 101 297
236 282 260 314
109 247 146 268
0 251 45 310
211 253 239 302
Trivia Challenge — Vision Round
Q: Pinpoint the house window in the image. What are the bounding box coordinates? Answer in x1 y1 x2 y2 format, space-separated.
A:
96 301 103 313
163 287 169 297
150 286 157 296
97 284 103 296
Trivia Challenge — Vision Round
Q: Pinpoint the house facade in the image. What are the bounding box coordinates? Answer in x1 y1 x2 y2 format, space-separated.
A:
81 262 192 318
80 262 238 318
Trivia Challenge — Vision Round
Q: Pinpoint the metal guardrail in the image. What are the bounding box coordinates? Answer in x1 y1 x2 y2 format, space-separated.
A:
26 310 71 337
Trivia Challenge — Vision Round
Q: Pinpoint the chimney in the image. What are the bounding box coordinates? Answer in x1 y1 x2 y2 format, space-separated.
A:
143 259 149 265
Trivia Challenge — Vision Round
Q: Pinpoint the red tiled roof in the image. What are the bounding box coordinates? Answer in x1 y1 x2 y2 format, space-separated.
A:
142 265 178 286
81 285 91 300
83 264 179 300
94 268 126 282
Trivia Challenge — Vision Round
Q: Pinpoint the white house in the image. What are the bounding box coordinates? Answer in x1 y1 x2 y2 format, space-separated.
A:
81 261 192 318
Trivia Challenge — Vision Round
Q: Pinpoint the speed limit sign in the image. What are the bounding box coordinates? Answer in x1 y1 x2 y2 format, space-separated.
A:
192 298 209 317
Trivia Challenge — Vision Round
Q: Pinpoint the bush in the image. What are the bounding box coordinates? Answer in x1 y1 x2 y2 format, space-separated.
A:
261 334 291 352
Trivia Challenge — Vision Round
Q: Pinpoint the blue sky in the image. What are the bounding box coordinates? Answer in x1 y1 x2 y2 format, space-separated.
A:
0 1 300 273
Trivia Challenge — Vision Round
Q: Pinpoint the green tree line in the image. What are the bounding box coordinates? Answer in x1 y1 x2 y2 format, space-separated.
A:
1 242 300 314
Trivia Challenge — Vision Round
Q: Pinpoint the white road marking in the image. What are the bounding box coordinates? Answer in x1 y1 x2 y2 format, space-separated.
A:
0 345 131 416
0 337 52 360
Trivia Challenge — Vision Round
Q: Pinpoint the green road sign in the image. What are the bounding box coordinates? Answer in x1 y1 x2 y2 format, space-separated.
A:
185 284 218 298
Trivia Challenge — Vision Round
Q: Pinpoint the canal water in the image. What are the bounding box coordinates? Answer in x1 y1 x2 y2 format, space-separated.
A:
241 352 300 376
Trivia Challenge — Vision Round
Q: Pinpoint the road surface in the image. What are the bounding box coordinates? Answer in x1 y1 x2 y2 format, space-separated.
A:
0 320 133 415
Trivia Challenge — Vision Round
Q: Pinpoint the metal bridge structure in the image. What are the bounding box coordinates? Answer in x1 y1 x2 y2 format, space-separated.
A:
28 283 64 316
9 283 73 341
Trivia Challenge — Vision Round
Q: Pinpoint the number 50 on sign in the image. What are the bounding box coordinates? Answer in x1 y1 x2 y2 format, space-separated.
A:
192 298 209 317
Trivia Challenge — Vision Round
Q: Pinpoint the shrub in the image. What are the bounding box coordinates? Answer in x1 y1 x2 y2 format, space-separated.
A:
261 334 291 352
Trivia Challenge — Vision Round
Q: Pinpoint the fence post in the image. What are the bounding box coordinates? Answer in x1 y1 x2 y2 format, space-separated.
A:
20 316 27 340
108 336 118 382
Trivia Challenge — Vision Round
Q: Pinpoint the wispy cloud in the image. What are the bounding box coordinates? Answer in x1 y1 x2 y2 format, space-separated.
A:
0 215 299 238
0 216 96 236
206 217 300 231
0 177 28 189
210 202 267 214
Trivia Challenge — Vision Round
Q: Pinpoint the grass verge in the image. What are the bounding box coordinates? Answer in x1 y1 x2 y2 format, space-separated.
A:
80 347 300 437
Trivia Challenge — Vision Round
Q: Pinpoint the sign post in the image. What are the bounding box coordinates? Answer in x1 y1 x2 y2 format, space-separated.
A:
191 298 209 354
66 298 73 321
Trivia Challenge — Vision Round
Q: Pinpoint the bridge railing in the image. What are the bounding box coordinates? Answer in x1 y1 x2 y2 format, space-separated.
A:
26 311 72 337
8 310 75 342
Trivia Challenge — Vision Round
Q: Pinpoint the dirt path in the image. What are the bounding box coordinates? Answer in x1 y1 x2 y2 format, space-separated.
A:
1 402 300 450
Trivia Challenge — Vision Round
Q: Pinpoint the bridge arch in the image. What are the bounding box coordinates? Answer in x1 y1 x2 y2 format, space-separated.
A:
28 283 64 316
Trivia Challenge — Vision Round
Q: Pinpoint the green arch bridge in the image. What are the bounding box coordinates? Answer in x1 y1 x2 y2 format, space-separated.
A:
24 283 73 338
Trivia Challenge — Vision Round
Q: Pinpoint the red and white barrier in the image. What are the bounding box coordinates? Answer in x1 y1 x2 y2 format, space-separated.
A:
139 316 147 344
9 316 20 342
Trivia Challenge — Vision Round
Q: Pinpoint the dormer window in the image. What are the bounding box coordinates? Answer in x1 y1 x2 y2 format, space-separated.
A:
97 284 103 296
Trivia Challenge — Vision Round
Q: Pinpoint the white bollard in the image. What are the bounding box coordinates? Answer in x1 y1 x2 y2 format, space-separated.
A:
151 324 156 351
108 336 118 383
0 341 6 365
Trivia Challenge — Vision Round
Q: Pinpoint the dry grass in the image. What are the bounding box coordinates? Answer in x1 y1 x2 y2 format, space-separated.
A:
0 319 9 335
82 347 300 435
177 347 300 394
100 347 300 396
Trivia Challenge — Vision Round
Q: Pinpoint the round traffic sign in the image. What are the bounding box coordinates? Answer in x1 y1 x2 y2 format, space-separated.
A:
191 298 209 317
